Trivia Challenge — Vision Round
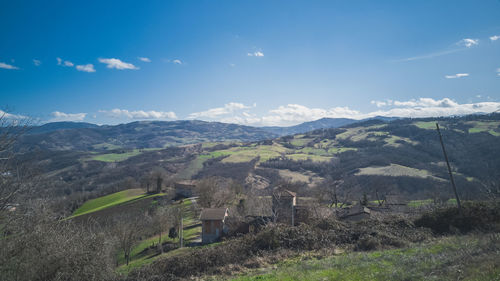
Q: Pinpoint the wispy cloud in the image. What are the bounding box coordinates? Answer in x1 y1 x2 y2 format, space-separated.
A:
56 57 74 67
396 37 481 62
76 64 96 73
99 109 177 119
138 57 151 62
370 100 393 108
497 68 500 77
457 38 479 48
172 59 182 64
0 62 19 70
445 73 469 79
490 35 500 41
33 59 41 66
49 111 87 122
247 51 264 57
98 58 139 70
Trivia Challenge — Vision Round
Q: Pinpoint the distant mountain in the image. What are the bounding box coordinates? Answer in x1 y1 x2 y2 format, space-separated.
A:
17 120 279 151
262 118 358 135
16 117 405 151
28 122 99 134
262 116 400 135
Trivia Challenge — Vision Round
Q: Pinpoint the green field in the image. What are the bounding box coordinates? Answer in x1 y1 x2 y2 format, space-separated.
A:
413 121 437 129
466 121 500 136
230 234 500 281
71 189 164 218
290 137 314 147
89 148 162 162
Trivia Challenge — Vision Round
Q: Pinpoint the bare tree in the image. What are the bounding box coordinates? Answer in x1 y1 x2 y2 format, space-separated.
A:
140 173 153 193
196 177 236 208
151 168 167 194
150 206 172 253
0 111 31 214
113 212 145 265
1 202 115 281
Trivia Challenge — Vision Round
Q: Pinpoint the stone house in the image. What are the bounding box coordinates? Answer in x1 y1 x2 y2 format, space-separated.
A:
200 208 228 244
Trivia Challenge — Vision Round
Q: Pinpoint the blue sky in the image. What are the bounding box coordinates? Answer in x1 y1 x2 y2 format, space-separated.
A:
1 0 500 126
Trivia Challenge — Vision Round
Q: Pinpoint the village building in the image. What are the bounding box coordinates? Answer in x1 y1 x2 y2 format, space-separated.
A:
340 205 371 222
272 189 297 225
200 208 228 244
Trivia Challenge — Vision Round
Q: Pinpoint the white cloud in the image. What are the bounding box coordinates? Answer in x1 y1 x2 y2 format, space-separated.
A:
172 59 182 64
49 111 87 122
98 58 139 70
490 35 500 41
76 64 96 73
0 110 27 120
0 62 19 70
445 73 469 79
457 38 479 48
247 51 264 57
187 98 500 126
33 59 41 66
99 109 177 120
188 102 252 119
138 57 151 62
56 57 74 67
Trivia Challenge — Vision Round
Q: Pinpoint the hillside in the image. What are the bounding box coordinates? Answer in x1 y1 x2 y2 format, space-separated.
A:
16 120 279 151
18 113 500 218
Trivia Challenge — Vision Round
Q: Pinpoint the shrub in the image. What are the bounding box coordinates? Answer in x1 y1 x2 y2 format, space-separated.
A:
414 201 500 234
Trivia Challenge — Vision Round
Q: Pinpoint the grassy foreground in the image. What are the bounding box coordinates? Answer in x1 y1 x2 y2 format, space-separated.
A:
230 234 500 281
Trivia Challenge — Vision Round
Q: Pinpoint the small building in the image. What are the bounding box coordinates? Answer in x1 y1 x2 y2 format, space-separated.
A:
272 189 297 225
174 180 196 199
200 208 228 244
340 205 371 222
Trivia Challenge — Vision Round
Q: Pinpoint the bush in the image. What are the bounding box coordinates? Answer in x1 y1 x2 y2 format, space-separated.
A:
414 201 500 234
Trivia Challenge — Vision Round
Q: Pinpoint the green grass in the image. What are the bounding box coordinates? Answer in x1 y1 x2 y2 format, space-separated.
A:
413 121 437 129
466 121 500 136
230 234 500 281
70 189 165 218
90 148 162 162
327 147 357 154
289 138 314 147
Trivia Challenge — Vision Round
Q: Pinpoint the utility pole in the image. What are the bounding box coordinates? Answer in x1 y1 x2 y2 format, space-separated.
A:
436 123 462 209
179 216 183 248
